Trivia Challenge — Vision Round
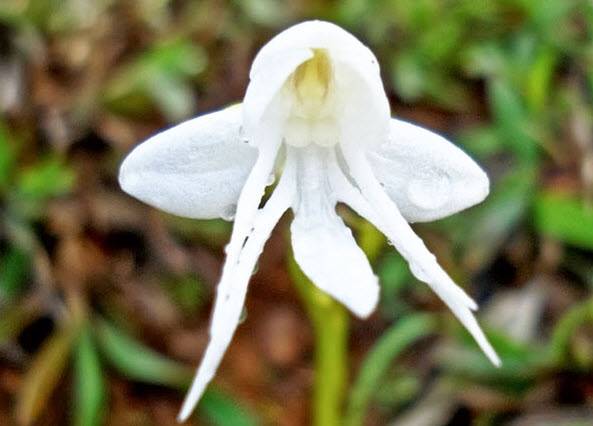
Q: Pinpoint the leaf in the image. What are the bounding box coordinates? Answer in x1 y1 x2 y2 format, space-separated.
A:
198 389 259 426
103 39 207 121
94 318 192 389
534 192 593 250
16 325 76 426
444 167 534 266
376 252 413 318
548 297 593 367
94 319 261 424
74 324 105 426
525 48 556 112
16 157 75 200
165 274 207 315
0 120 15 191
438 326 547 388
488 79 538 164
344 313 437 426
0 245 30 298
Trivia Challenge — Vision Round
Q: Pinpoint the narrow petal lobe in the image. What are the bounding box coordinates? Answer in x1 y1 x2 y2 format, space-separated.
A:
339 146 500 366
177 153 297 422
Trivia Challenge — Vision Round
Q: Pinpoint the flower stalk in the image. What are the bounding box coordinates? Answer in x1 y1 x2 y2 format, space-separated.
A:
289 251 348 426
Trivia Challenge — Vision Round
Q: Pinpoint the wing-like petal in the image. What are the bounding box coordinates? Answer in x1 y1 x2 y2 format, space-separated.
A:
119 105 256 219
369 118 489 223
290 146 379 318
177 151 296 422
340 145 500 366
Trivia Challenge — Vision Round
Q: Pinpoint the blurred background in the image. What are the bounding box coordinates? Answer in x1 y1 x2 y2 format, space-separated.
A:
1 0 593 425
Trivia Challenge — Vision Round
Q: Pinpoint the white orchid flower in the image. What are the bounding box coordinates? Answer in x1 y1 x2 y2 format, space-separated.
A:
119 20 500 422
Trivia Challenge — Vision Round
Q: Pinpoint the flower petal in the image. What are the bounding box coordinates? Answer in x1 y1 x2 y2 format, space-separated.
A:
242 48 313 139
290 146 379 318
119 105 256 220
369 118 489 223
339 146 500 366
250 21 379 80
245 21 390 150
177 151 297 422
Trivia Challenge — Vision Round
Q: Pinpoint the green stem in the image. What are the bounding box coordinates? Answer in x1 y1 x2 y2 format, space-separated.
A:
288 254 348 426
287 217 386 425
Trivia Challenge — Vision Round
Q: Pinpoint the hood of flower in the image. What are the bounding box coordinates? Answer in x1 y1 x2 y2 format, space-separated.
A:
283 49 339 148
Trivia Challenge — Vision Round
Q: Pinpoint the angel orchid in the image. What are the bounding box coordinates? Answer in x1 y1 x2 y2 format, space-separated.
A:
119 20 500 422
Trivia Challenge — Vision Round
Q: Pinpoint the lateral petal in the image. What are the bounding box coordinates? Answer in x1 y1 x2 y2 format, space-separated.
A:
369 118 489 223
339 146 500 366
119 105 256 220
177 150 296 422
290 146 379 318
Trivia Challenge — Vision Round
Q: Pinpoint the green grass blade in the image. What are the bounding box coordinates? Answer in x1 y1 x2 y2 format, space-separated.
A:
344 313 437 426
74 324 105 426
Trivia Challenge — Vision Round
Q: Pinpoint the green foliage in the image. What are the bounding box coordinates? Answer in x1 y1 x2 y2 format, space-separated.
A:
345 313 437 426
534 192 593 250
104 39 208 121
74 325 105 426
17 157 74 200
94 318 260 424
0 245 30 299
199 389 260 426
95 318 192 389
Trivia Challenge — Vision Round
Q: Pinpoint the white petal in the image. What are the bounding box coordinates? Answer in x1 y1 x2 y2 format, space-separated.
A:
339 145 500 366
177 151 297 422
369 118 489 223
244 21 391 150
119 105 256 219
290 146 379 318
250 21 379 80
242 48 313 139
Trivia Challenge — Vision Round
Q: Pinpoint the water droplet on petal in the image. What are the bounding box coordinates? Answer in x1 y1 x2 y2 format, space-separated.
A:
239 125 249 143
239 307 247 324
406 173 451 210
251 260 260 276
221 204 237 221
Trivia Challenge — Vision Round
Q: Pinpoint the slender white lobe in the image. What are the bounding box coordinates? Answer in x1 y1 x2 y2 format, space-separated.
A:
340 145 500 366
177 153 297 422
